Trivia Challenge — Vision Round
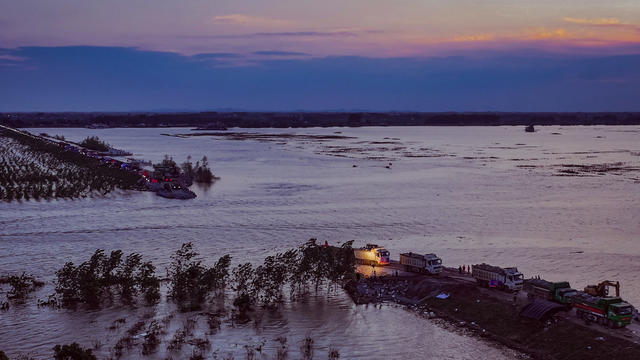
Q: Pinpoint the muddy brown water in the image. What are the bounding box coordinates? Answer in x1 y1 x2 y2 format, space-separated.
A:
1 125 639 358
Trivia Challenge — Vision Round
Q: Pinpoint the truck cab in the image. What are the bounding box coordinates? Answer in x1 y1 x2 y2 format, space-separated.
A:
375 248 390 265
609 302 634 327
556 287 578 304
355 244 390 266
504 268 524 291
424 254 442 274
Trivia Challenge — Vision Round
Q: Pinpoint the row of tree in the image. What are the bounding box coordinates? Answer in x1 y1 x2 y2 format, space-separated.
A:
2 240 354 359
48 239 355 312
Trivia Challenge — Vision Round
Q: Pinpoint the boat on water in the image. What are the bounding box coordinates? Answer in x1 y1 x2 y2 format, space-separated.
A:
148 181 196 199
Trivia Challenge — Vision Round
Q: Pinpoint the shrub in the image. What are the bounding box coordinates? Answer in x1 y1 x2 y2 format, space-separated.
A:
141 320 162 355
1 273 44 303
52 343 96 360
301 335 314 360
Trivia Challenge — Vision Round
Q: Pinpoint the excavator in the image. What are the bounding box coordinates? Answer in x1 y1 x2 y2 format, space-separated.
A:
584 280 620 297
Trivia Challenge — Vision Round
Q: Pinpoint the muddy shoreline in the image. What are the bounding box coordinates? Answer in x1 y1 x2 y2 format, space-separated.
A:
344 271 640 360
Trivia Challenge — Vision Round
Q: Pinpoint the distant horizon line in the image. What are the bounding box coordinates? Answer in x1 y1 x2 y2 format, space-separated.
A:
3 110 640 114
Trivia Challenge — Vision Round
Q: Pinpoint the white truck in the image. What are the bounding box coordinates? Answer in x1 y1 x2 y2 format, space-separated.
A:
472 263 524 291
354 244 390 266
399 252 442 275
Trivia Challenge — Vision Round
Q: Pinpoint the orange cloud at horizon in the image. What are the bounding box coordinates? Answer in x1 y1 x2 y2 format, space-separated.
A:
453 34 496 42
527 28 570 40
389 24 640 58
563 17 624 25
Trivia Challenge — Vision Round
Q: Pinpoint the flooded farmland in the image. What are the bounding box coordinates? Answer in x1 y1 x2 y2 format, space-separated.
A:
1 125 639 359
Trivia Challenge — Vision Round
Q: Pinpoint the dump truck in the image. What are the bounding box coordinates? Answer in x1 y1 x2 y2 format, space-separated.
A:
399 252 442 274
573 292 633 328
354 244 390 266
524 279 577 306
472 263 524 291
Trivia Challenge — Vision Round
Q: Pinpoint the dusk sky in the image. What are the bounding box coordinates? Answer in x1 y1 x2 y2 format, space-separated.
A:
2 0 640 111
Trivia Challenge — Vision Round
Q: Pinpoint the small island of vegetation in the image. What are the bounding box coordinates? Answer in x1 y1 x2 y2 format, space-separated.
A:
79 136 111 152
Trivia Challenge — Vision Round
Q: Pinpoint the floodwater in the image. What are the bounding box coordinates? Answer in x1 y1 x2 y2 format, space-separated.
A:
1 125 639 359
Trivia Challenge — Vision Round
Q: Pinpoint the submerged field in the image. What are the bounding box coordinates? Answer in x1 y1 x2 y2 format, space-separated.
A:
1 125 639 358
0 128 142 202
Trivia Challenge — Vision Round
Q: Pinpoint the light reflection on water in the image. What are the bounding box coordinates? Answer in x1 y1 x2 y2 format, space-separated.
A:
1 125 639 358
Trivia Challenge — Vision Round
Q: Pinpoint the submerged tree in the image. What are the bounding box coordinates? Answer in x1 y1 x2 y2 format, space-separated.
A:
252 250 297 307
54 249 160 307
231 262 255 313
167 242 231 311
1 273 45 303
181 155 195 178
194 156 215 183
231 239 356 312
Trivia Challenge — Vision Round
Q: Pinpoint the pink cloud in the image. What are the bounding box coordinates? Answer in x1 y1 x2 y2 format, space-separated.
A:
211 14 293 27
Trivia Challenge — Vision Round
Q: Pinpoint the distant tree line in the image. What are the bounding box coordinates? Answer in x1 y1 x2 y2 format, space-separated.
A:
3 111 640 129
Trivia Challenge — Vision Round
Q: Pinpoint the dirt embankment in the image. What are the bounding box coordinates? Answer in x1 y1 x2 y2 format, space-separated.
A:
344 275 640 360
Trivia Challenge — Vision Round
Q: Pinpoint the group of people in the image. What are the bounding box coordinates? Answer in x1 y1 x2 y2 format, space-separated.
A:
458 265 472 274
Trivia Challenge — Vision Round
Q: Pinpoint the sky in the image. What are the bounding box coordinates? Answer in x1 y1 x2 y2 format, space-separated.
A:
1 0 640 111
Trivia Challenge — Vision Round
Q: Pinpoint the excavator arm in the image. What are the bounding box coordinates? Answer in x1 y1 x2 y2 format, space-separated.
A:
584 280 620 297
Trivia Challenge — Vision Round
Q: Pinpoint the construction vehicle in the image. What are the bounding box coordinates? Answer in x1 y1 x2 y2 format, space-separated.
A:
524 279 577 306
573 292 633 328
354 244 390 266
584 280 620 297
399 252 442 274
472 263 523 291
